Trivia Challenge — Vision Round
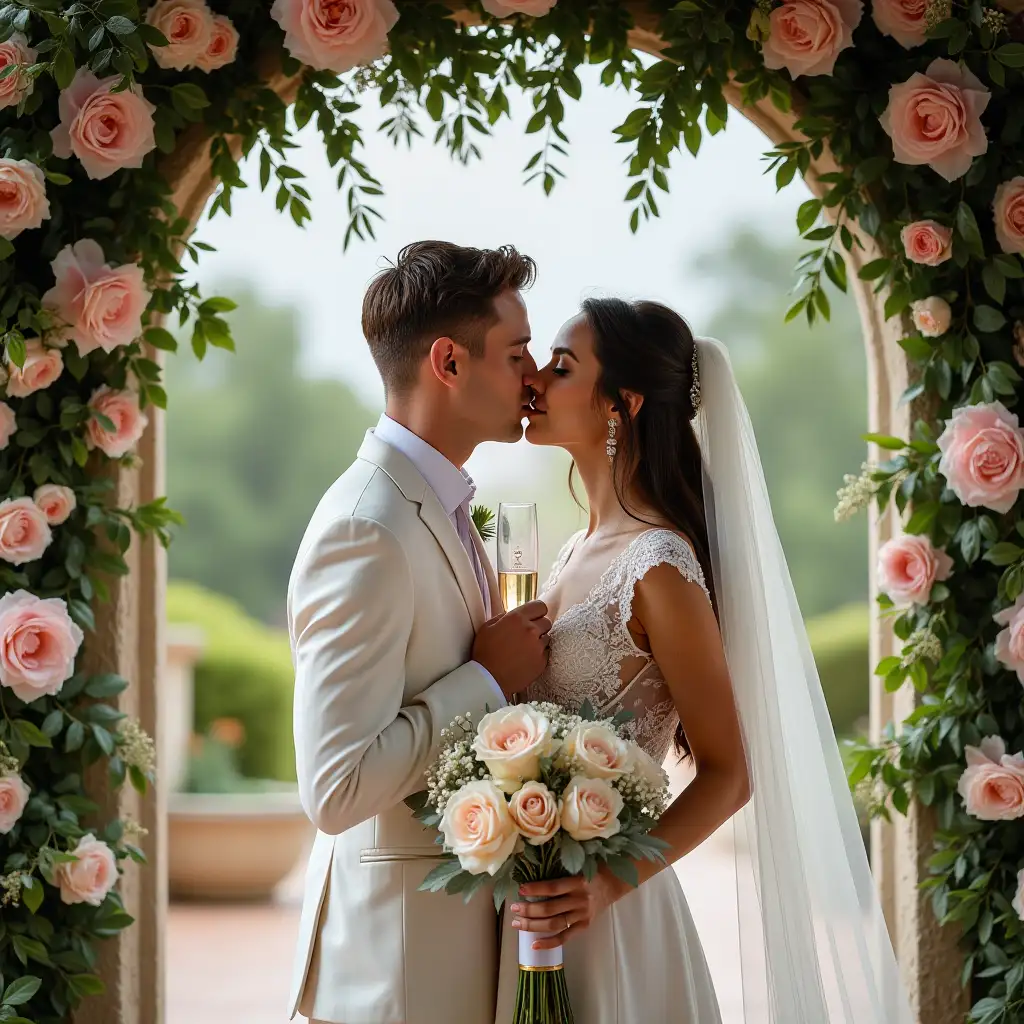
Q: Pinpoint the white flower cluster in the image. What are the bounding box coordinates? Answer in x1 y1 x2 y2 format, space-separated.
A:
834 462 879 522
614 767 670 820
0 871 24 907
901 627 944 667
118 717 156 775
426 714 491 815
0 740 19 776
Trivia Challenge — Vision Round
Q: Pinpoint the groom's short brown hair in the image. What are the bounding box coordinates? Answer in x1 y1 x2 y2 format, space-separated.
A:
362 240 536 393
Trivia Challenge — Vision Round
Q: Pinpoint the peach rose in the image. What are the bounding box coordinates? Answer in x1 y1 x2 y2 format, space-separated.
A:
5 338 63 398
42 240 150 355
562 722 632 780
1014 867 1024 923
0 497 52 566
627 742 670 791
55 833 118 906
145 0 213 69
911 296 952 337
560 776 623 842
876 534 953 607
957 736 1024 821
508 781 560 846
270 0 399 73
995 596 1024 683
482 0 558 16
0 158 50 240
0 772 29 834
196 14 239 72
33 484 76 526
86 385 149 459
51 70 156 181
938 401 1024 513
871 0 927 47
440 779 518 876
1015 321 1024 370
880 59 990 182
0 401 14 450
994 177 1024 255
0 591 83 702
0 33 37 110
472 705 556 793
900 220 953 266
761 0 863 79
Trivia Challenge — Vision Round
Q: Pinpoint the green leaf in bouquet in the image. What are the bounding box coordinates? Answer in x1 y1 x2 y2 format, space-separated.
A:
578 698 597 721
610 708 634 729
461 871 491 904
605 854 640 888
581 854 598 882
560 835 586 875
492 860 519 912
418 858 464 893
404 790 429 813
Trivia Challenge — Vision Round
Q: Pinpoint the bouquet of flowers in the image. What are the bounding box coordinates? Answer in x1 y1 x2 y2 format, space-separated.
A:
405 699 671 1024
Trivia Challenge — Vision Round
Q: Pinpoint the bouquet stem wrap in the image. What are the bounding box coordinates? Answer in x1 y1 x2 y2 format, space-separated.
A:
513 895 574 1024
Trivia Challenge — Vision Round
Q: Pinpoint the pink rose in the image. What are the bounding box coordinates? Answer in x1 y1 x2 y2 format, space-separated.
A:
56 833 118 906
146 0 213 70
958 736 1024 821
761 0 863 78
5 338 63 398
196 14 239 71
33 484 77 526
0 158 50 240
0 591 83 702
911 296 952 337
86 385 148 459
994 177 1024 255
51 70 156 181
938 401 1024 513
0 33 37 110
995 595 1024 682
1015 321 1024 370
270 0 399 73
877 534 953 607
508 781 560 846
0 401 14 450
0 498 52 565
880 59 990 182
560 776 623 842
0 773 29 834
42 240 150 355
482 0 558 16
440 780 519 876
1014 868 1024 923
871 0 927 47
901 220 953 266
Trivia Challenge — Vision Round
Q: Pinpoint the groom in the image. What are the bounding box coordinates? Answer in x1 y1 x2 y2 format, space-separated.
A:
287 240 551 1024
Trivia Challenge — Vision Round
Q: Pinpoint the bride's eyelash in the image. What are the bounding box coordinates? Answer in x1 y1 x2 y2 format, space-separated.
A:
552 367 570 377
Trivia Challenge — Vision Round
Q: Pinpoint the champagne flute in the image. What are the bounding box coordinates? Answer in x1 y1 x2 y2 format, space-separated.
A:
497 502 539 611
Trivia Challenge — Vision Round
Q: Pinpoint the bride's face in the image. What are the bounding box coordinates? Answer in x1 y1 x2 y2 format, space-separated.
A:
524 314 609 451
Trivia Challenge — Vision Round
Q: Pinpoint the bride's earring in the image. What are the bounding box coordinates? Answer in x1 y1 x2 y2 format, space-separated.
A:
606 418 617 464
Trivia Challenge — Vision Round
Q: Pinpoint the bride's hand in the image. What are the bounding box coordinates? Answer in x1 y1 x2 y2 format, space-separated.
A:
510 869 629 949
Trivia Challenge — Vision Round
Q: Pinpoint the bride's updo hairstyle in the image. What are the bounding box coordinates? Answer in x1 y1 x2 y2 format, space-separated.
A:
580 297 716 757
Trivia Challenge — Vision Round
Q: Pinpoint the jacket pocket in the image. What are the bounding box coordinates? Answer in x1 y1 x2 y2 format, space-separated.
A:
358 846 446 864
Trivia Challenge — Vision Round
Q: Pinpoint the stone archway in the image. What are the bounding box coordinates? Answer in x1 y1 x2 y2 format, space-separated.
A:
83 6 960 1022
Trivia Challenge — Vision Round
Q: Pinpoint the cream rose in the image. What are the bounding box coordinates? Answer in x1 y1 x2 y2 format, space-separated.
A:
911 296 952 337
560 776 623 842
0 33 37 110
482 0 558 16
508 781 560 846
0 772 29 834
0 158 50 240
876 534 953 607
86 385 149 459
994 177 1024 255
957 736 1024 821
900 220 953 266
880 59 990 182
270 0 400 74
0 590 84 702
42 240 150 355
5 338 63 398
627 742 670 791
871 0 927 47
562 722 633 780
55 833 118 906
145 0 213 70
0 497 52 566
196 14 240 72
440 779 518 876
472 705 556 793
51 70 157 181
33 484 77 526
761 0 863 79
937 401 1024 513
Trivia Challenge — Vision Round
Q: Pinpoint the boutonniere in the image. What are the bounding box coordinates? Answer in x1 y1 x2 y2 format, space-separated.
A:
470 504 496 540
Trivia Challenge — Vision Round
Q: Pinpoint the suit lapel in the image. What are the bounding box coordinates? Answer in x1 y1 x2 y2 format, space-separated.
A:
470 523 501 618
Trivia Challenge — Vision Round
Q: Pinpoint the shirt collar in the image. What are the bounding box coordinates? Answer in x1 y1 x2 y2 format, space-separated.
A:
372 414 474 516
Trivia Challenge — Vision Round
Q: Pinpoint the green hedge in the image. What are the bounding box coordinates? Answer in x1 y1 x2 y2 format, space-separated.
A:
807 602 870 740
167 580 295 783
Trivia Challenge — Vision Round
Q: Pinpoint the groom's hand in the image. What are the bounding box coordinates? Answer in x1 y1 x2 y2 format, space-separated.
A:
472 600 551 698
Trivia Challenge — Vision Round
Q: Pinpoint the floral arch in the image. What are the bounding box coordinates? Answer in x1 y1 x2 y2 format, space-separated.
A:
0 1 1022 1022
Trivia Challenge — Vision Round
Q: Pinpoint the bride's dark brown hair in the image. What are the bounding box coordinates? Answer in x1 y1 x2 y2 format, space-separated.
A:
574 297 718 758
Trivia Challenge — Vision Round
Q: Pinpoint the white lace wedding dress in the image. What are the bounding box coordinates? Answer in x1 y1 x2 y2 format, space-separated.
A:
494 528 723 1024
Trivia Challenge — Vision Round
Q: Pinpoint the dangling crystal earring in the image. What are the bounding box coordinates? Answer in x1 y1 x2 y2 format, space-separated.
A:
606 418 617 464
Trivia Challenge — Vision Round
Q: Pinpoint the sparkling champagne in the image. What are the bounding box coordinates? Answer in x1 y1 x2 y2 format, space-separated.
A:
498 570 539 611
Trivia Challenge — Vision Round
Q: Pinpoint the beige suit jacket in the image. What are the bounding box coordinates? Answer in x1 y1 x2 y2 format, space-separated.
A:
287 431 503 1024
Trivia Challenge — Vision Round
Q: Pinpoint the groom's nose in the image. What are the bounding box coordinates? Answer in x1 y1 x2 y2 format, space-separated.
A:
522 367 544 393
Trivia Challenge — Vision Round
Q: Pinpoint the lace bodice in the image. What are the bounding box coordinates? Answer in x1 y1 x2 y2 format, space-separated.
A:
528 528 709 763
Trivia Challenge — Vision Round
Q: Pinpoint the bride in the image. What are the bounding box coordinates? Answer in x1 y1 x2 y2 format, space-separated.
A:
495 299 914 1023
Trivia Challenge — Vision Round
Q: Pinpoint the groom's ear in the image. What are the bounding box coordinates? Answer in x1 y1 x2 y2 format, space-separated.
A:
428 337 461 387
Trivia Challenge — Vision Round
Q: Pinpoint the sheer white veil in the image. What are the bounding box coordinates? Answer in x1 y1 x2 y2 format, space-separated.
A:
691 337 914 1022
